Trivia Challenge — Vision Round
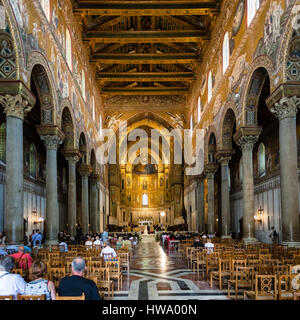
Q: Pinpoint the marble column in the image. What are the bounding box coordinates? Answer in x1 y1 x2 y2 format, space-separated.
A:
234 127 261 244
205 164 218 234
0 93 34 244
79 164 92 235
196 175 205 233
219 157 231 238
66 155 79 238
89 173 99 234
40 135 63 245
270 96 300 246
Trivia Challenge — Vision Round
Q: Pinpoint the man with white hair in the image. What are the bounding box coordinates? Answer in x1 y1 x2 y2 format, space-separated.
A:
58 257 100 300
100 241 117 260
0 255 26 299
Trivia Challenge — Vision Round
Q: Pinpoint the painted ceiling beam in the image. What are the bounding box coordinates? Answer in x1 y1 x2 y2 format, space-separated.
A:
101 87 190 95
83 30 209 43
91 53 199 64
96 72 196 82
74 1 220 16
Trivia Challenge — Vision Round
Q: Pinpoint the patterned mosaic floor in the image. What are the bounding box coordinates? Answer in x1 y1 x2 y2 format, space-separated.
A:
109 235 232 300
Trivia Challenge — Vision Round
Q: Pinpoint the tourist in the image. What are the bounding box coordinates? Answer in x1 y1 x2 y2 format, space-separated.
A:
58 257 100 300
10 246 33 270
0 231 6 244
32 230 42 247
93 235 102 247
204 239 214 254
0 256 26 299
100 241 117 259
102 228 109 242
59 241 68 252
193 237 204 249
25 261 56 300
85 235 93 248
0 245 7 257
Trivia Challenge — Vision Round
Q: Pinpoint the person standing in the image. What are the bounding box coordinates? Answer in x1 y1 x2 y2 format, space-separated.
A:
58 257 100 300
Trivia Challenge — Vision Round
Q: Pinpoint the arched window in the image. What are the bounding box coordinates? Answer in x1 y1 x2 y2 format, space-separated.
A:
223 32 230 74
258 143 266 177
66 28 72 71
82 70 86 101
142 193 148 206
197 97 201 123
40 0 50 21
208 71 212 103
0 123 6 164
247 0 260 27
29 144 37 179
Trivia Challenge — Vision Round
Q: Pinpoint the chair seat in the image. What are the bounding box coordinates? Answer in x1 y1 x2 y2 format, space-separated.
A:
280 292 293 299
244 291 276 300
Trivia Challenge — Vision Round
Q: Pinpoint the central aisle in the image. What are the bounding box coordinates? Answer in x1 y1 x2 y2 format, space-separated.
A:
113 235 229 300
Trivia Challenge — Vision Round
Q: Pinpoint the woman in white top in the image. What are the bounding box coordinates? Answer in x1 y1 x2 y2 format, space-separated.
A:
25 261 56 300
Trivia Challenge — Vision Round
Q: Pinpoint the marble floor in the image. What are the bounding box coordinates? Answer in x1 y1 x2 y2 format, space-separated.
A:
109 235 234 300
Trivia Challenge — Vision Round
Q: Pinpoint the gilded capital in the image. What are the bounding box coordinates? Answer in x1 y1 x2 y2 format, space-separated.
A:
0 94 33 120
233 127 261 152
204 162 218 178
270 96 300 120
40 135 63 151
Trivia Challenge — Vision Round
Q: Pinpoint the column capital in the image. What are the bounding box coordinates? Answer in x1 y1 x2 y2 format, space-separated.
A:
204 162 218 178
40 135 63 151
64 149 81 163
37 125 65 151
0 80 36 120
215 150 235 165
270 96 300 120
233 126 261 151
78 163 92 177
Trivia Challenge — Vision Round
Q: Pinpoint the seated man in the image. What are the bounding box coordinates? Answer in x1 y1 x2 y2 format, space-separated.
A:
204 239 214 254
10 246 32 270
85 235 93 248
100 241 117 260
58 257 100 300
59 241 68 253
93 236 102 247
0 256 26 299
193 237 204 249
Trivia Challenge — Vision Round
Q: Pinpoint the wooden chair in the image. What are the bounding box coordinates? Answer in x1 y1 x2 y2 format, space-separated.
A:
90 267 114 298
49 267 66 289
244 275 277 300
102 252 114 261
189 248 200 269
10 268 24 277
17 294 45 300
228 267 254 299
105 258 122 291
206 252 219 278
56 293 85 300
278 274 295 300
0 295 13 300
210 258 231 290
119 252 130 273
193 251 206 276
50 258 64 268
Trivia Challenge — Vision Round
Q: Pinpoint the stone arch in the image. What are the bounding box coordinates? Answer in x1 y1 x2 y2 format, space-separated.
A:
61 105 75 151
78 131 88 164
90 148 97 171
27 51 58 125
219 105 237 152
204 126 218 164
2 0 27 79
241 60 273 127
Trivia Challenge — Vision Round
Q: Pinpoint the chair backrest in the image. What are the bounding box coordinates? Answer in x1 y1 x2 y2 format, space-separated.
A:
17 294 45 300
235 267 254 284
255 275 277 299
0 295 13 300
102 252 114 261
105 258 120 273
231 259 247 271
90 267 110 282
56 293 85 300
278 274 295 300
49 267 66 287
50 258 64 268
219 258 231 272
10 268 24 277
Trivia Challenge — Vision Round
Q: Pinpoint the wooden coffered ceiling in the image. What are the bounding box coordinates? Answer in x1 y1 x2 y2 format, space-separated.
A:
72 0 221 103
